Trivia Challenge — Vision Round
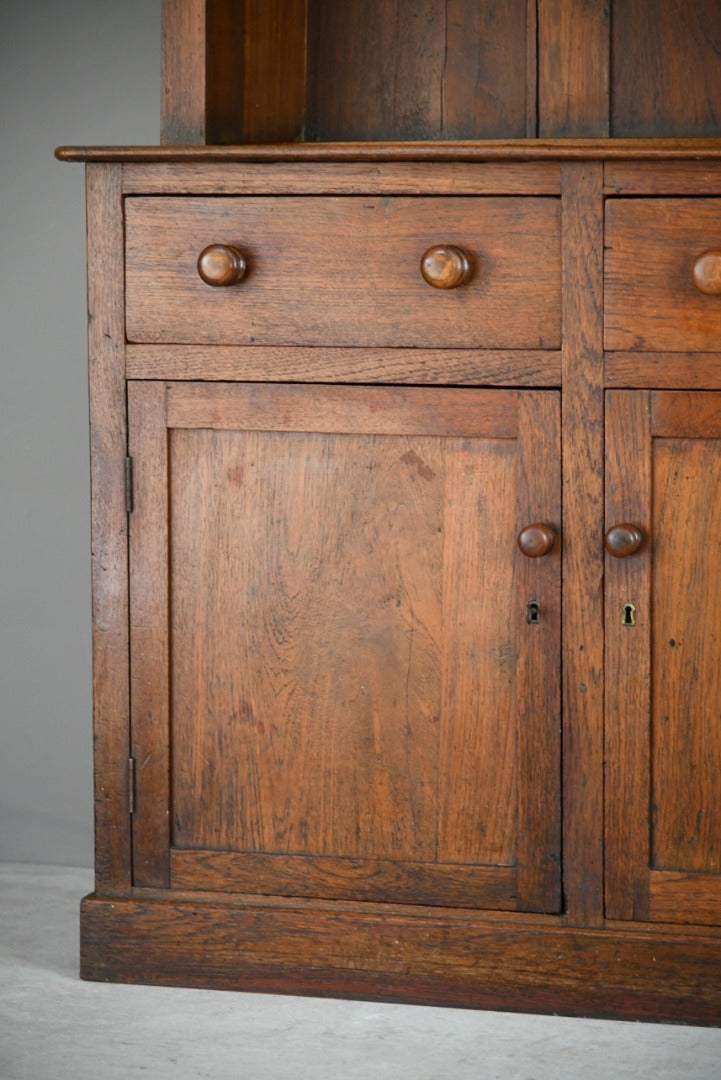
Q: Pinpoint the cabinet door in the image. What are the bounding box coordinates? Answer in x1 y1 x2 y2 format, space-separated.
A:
606 391 721 925
128 382 561 913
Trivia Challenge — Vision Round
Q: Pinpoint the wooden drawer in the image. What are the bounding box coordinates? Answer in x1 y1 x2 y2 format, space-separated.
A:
605 199 721 352
125 196 561 348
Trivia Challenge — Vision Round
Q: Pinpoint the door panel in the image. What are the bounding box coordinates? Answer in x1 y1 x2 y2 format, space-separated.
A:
129 382 561 912
606 391 721 925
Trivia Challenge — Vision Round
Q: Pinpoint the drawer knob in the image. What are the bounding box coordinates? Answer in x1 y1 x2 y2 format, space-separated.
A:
692 250 721 296
604 524 643 558
517 523 556 558
197 244 247 287
420 245 472 289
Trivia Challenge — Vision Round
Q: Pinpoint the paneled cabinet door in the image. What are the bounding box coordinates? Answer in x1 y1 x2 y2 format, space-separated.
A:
606 391 721 926
128 382 561 914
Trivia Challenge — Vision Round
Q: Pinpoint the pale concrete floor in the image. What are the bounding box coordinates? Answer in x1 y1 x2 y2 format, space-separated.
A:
1 864 720 1080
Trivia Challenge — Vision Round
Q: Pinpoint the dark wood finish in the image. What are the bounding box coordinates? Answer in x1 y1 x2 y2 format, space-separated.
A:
80 894 721 1024
605 162 721 194
57 140 721 164
85 165 131 895
516 523 556 558
171 851 518 909
537 0 609 138
606 352 721 389
306 0 531 142
604 524 643 558
119 161 563 196
605 198 721 352
606 390 721 925
161 0 306 144
611 0 721 137
213 0 306 144
125 196 561 348
125 345 562 386
196 243 247 286
559 163 605 927
693 249 721 295
128 381 562 913
419 245 472 289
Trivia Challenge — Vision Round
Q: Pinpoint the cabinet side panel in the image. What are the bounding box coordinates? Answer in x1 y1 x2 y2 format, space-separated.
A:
86 164 131 893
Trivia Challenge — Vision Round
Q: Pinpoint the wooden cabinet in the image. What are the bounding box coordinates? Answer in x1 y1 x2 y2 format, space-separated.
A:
58 0 721 1029
58 149 721 1023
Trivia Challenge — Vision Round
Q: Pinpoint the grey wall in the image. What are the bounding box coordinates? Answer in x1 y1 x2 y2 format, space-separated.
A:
1 1 161 866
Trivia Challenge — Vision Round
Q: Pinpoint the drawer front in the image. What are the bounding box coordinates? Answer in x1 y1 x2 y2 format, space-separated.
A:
605 199 721 352
125 196 561 348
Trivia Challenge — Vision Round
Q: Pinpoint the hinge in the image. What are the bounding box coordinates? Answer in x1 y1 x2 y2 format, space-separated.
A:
125 456 134 513
127 756 136 815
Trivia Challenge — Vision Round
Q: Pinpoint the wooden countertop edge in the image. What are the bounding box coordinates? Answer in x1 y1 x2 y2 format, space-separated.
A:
56 139 721 164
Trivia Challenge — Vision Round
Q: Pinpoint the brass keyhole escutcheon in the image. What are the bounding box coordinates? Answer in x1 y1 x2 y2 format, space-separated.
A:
622 602 636 627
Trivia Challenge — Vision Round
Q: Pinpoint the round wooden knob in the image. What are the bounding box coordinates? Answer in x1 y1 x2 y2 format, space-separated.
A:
604 524 643 558
420 245 472 289
692 250 721 296
517 523 556 558
197 244 247 287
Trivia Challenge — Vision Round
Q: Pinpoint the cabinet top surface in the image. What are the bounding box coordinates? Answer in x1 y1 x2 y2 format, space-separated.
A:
56 139 721 164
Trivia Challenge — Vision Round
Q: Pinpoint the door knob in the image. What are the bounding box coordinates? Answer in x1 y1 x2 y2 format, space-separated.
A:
604 524 643 557
197 244 247 286
420 245 472 289
692 250 721 296
517 523 556 558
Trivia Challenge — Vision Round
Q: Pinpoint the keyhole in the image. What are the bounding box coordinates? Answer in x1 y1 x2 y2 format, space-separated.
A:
622 602 636 627
526 600 541 625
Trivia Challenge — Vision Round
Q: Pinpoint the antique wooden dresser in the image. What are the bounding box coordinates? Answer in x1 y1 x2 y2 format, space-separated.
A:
58 0 721 1023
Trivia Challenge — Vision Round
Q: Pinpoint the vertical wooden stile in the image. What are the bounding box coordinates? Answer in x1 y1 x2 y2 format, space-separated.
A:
161 0 207 143
515 391 562 911
86 164 131 894
560 163 605 926
128 383 171 888
604 391 652 921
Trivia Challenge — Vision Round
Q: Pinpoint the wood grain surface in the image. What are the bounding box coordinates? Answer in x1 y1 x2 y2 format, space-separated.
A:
611 0 721 137
125 195 561 348
605 199 721 352
85 165 131 894
128 381 561 912
126 345 561 386
559 164 605 926
80 894 721 1023
604 391 652 922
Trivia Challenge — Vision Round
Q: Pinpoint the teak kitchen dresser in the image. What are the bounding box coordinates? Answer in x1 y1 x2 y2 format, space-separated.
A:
58 0 721 1024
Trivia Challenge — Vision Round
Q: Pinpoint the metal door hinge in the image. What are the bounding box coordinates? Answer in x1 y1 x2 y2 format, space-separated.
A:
125 456 134 513
127 756 136 815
